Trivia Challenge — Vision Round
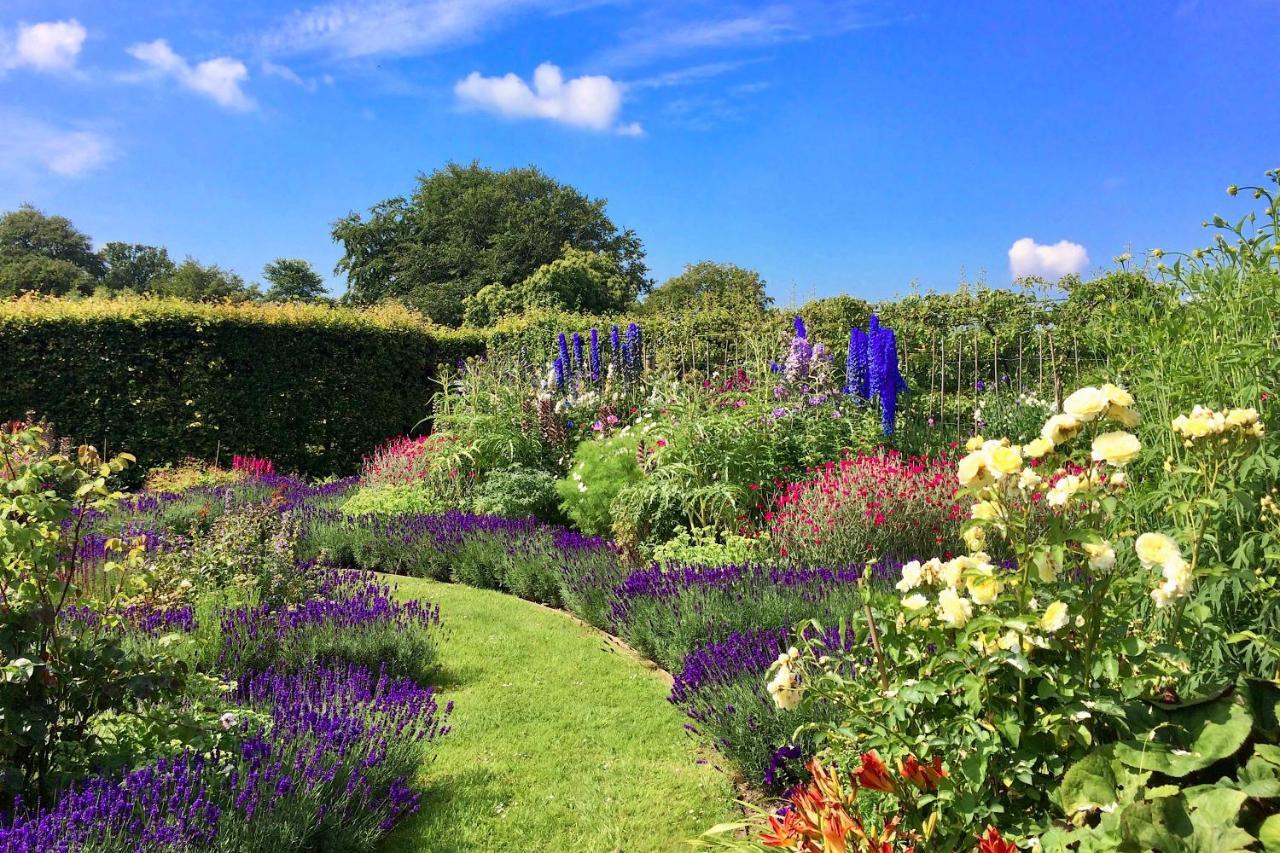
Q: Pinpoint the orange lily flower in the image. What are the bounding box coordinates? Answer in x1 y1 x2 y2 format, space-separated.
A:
977 825 1017 853
761 809 804 848
852 751 897 794
898 754 947 792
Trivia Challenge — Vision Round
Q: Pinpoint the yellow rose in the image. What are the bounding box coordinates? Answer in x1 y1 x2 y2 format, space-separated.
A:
971 500 999 521
967 564 1002 605
957 450 990 487
1226 407 1259 428
1091 431 1142 467
1041 413 1082 446
1135 532 1180 568
1040 601 1069 633
1106 404 1140 427
1024 437 1054 458
939 558 965 589
1063 386 1109 421
1100 383 1135 409
936 587 973 628
986 443 1023 478
962 525 987 551
1034 549 1061 582
965 435 986 451
767 664 805 711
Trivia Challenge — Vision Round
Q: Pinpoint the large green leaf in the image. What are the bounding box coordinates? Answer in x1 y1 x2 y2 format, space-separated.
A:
1118 794 1193 851
1260 814 1280 852
1062 751 1119 815
1114 697 1252 777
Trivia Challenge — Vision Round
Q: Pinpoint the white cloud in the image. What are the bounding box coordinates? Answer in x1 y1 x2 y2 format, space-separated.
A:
1008 237 1089 281
260 0 549 59
0 113 113 178
2 19 87 72
260 59 333 92
126 39 255 111
455 62 640 134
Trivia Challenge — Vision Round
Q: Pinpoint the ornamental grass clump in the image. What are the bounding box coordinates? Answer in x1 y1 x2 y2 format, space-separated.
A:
767 451 963 566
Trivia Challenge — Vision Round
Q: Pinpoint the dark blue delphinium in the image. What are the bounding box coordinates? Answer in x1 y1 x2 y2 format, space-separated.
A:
844 327 869 399
553 356 566 391
557 331 570 372
572 332 585 374
794 315 807 338
589 328 601 385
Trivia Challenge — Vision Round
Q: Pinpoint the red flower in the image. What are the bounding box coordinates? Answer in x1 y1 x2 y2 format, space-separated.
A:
852 751 897 794
977 826 1017 853
898 754 946 792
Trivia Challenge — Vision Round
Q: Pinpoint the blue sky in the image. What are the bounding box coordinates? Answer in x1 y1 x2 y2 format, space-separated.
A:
2 1 1278 301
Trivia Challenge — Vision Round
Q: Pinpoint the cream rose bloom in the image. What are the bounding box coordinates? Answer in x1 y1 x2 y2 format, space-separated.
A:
1091 431 1142 467
939 558 964 589
1034 549 1062 582
1063 386 1109 421
966 563 1003 606
1151 555 1194 607
1083 541 1116 572
957 450 990 487
1040 601 1070 633
767 663 805 711
936 587 974 628
1041 413 1083 446
901 593 929 611
1024 437 1054 459
1135 532 1180 568
896 560 924 592
971 500 999 521
1100 383 1135 409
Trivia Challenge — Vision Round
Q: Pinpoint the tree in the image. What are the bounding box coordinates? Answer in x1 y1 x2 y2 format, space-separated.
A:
643 261 772 315
99 242 177 293
462 246 636 326
333 161 649 326
152 258 255 302
0 205 105 296
262 258 327 302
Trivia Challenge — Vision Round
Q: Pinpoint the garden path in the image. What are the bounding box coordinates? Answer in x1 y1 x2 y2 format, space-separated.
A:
379 576 736 852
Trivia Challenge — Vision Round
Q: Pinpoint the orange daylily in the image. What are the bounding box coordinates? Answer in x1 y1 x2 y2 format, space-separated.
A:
976 825 1017 853
852 751 897 794
897 754 947 792
761 809 804 848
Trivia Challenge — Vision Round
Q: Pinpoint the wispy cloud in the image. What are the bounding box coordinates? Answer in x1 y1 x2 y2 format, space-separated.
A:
126 39 255 111
596 1 880 69
627 61 745 90
0 112 113 178
258 0 560 59
261 59 334 92
455 62 640 134
1 19 87 73
1008 237 1089 281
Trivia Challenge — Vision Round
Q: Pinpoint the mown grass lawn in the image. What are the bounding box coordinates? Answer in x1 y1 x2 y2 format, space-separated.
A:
380 576 738 852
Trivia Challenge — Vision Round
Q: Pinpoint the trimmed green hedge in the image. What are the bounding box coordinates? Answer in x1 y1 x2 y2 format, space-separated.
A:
0 298 484 479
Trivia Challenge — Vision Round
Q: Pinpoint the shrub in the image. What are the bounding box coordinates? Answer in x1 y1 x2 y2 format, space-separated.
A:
767 451 963 565
340 482 457 518
556 431 643 535
472 466 564 521
0 296 484 481
650 526 767 567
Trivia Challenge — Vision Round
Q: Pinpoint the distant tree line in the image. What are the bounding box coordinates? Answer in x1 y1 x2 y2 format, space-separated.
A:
3 160 812 323
0 205 328 304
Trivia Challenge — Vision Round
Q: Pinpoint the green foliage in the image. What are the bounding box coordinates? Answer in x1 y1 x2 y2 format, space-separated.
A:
556 432 644 536
262 257 327 302
0 205 105 297
1043 685 1280 852
340 483 456 517
0 297 484 480
642 260 772 316
98 242 177 294
334 161 649 326
0 429 192 803
463 245 638 326
472 466 563 522
650 526 766 567
150 257 256 302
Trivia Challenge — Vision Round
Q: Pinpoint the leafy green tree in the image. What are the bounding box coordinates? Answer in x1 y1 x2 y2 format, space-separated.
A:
152 258 256 302
643 260 772 315
333 161 649 326
99 242 177 293
0 205 105 296
262 257 327 302
462 246 635 326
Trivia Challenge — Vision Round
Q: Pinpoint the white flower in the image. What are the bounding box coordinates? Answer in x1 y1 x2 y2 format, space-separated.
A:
896 560 924 592
901 593 930 611
1083 541 1116 572
1063 386 1109 422
220 712 238 730
936 587 974 628
767 663 805 711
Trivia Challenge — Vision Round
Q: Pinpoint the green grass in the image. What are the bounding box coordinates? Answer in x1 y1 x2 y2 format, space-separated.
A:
380 576 738 853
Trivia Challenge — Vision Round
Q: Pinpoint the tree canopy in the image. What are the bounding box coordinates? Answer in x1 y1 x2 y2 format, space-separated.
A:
99 242 177 293
462 246 636 326
333 161 649 326
263 258 328 302
151 258 256 302
0 205 105 297
642 261 772 315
